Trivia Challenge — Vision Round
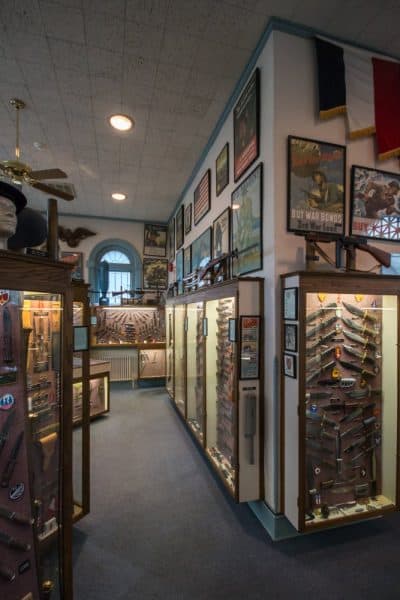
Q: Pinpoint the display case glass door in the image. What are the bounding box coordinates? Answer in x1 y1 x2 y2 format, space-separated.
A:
303 291 398 527
186 302 205 442
72 301 84 522
166 306 174 397
174 305 186 417
205 297 237 493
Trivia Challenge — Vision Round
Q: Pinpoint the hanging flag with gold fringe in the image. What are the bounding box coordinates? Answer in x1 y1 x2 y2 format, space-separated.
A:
372 57 400 160
343 48 375 139
315 37 346 119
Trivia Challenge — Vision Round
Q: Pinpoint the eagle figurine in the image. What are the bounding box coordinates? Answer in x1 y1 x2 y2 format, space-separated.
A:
58 226 96 248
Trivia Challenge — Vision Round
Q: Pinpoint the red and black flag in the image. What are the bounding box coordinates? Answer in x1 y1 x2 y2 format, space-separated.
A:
315 37 346 119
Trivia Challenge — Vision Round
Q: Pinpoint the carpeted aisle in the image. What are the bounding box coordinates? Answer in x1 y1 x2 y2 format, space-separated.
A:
73 386 400 600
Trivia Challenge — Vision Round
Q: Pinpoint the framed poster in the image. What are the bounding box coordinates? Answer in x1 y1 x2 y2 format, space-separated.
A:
213 207 230 259
283 287 298 320
350 165 400 241
143 258 168 290
191 227 212 271
234 68 260 182
167 218 175 262
240 315 260 380
231 163 262 276
216 143 229 196
176 249 184 294
184 203 192 235
183 245 192 277
61 251 83 280
194 169 211 225
175 205 184 251
287 135 346 235
283 353 296 378
284 323 297 352
143 224 167 257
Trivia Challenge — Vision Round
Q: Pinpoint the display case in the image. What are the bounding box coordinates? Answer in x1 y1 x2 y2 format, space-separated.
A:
281 271 400 532
0 251 73 600
166 305 174 398
90 305 165 346
167 278 263 502
138 349 166 382
72 360 110 422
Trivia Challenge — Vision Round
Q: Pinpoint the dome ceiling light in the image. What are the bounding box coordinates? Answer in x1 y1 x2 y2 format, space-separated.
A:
108 114 134 131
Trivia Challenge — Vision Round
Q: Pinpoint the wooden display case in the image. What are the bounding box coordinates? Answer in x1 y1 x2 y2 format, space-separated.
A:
166 278 263 503
138 348 166 382
90 304 165 346
0 251 73 600
281 271 400 532
166 305 174 398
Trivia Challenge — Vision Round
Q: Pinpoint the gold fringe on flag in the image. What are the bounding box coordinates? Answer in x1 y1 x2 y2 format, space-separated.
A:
348 126 376 140
378 146 400 161
319 105 347 119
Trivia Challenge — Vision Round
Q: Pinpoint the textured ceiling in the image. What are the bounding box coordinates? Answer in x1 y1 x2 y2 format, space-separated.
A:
0 0 399 222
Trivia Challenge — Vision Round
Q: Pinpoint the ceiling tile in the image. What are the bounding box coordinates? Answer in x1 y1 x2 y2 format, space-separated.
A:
40 2 85 44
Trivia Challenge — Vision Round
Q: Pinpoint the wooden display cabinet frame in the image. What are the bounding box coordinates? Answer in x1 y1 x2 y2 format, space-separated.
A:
281 271 400 533
0 251 74 600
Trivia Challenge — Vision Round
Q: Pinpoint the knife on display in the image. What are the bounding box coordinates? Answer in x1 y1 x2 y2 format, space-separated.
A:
1 431 24 488
0 530 30 552
0 410 16 455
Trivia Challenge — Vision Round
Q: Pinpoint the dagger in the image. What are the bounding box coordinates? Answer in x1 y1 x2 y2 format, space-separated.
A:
0 530 30 552
306 315 338 339
0 561 15 582
343 436 367 454
340 415 376 439
343 329 377 351
306 330 338 356
306 360 336 384
1 431 24 488
338 359 377 378
351 445 376 463
2 307 13 364
0 505 33 526
0 411 16 455
339 402 375 424
345 387 381 399
306 302 338 324
343 345 377 366
342 317 377 339
306 391 333 401
307 440 336 455
306 347 333 370
342 301 377 324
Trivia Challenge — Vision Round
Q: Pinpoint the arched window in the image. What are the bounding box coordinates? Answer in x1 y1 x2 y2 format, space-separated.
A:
88 239 142 305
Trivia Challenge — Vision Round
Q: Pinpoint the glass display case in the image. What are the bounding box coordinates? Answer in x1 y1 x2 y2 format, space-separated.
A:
73 361 110 423
90 305 165 346
167 278 263 502
166 305 174 398
281 271 400 532
186 302 205 442
138 349 166 382
0 251 73 600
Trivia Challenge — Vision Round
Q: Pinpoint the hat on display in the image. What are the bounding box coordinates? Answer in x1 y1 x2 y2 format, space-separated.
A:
0 181 27 213
7 207 48 250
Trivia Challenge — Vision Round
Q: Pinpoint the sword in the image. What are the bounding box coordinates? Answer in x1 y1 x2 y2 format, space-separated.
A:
342 301 377 324
0 411 16 455
342 317 377 339
1 431 24 488
343 345 377 367
306 302 337 324
0 530 30 552
343 329 377 351
306 315 338 339
338 359 377 378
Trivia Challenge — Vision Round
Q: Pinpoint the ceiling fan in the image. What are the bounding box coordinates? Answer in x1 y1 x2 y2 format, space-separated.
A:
0 98 74 201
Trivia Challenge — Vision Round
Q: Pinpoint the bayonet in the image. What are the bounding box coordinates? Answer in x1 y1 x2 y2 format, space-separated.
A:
338 359 377 378
306 302 338 324
0 530 30 552
340 415 376 439
343 345 377 366
343 436 367 454
339 403 375 424
351 445 376 463
342 301 377 324
343 329 377 351
306 330 338 355
306 360 336 384
306 347 334 370
306 315 338 339
1 431 24 488
342 317 377 339
0 411 16 455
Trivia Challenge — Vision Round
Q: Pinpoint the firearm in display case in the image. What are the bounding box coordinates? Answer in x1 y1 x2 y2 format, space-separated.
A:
167 278 263 502
91 305 165 346
281 271 400 532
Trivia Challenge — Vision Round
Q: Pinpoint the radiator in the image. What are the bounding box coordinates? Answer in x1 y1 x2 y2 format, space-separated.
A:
91 349 137 384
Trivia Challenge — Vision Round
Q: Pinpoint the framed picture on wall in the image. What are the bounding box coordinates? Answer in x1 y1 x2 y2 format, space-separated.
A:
183 245 192 277
191 227 212 271
61 251 83 280
143 258 168 290
350 165 400 241
216 143 229 196
194 169 211 226
233 68 260 182
284 323 297 352
287 135 346 236
175 205 184 251
213 207 230 258
283 287 298 320
231 163 262 276
283 353 296 378
176 249 184 294
167 218 175 262
143 224 167 257
184 204 192 235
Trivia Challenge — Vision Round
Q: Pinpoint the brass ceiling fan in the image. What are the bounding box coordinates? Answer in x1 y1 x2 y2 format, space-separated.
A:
0 98 74 201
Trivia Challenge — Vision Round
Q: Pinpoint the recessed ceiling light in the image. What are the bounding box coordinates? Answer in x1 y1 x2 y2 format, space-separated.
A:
109 114 134 131
112 192 126 201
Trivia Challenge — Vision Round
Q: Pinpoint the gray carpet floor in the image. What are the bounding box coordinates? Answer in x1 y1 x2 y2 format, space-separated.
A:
73 386 400 599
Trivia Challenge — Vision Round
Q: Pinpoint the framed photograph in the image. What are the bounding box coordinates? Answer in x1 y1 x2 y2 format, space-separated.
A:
216 143 229 196
194 169 211 225
283 287 298 320
283 353 296 378
287 135 346 235
191 227 212 271
213 207 230 259
234 68 260 182
175 205 184 251
143 224 167 257
167 218 175 262
143 258 168 290
73 326 89 352
176 249 184 294
240 315 261 380
184 204 192 235
231 163 262 276
183 245 192 277
61 251 83 280
350 165 400 241
284 323 297 352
